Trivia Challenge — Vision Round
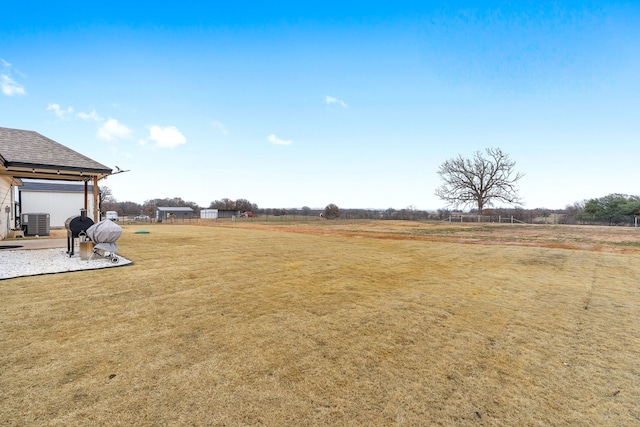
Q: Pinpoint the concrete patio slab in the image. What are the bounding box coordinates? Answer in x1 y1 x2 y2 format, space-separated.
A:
0 238 67 250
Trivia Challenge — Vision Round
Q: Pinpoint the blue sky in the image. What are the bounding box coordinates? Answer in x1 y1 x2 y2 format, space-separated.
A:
1 1 639 210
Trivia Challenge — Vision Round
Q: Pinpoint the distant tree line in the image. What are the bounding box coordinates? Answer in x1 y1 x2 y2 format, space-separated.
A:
576 194 640 226
100 186 640 227
209 198 258 212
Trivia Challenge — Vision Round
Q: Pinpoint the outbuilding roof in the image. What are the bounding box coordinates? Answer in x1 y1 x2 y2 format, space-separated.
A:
156 206 194 212
0 126 112 181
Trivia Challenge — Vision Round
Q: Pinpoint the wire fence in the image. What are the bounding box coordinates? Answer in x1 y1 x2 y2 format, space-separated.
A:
443 215 527 224
114 212 640 227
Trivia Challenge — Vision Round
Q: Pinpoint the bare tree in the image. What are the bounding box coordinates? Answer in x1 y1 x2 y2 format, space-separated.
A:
209 198 235 209
435 148 524 214
234 199 258 212
99 186 115 205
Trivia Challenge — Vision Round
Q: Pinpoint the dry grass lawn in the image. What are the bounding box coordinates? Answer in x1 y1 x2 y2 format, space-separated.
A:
1 221 640 426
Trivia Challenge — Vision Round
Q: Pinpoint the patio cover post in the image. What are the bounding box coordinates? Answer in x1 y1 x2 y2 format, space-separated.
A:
93 176 99 222
84 181 88 212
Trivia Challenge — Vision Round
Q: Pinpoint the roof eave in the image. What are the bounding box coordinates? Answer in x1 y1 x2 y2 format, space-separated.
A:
4 161 111 175
0 166 111 181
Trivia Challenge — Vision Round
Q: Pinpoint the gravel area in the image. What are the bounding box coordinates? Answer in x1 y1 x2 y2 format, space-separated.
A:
0 248 132 280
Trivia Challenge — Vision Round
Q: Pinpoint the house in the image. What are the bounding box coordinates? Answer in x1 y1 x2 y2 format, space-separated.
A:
155 206 195 222
17 181 100 228
0 126 112 239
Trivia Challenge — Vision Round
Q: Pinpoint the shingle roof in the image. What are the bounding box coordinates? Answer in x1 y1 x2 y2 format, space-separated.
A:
0 127 111 174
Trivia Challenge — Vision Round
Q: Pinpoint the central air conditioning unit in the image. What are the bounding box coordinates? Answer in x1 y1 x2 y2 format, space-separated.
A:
21 213 51 236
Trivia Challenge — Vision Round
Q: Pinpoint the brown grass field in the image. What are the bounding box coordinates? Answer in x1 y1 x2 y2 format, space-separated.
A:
1 220 640 426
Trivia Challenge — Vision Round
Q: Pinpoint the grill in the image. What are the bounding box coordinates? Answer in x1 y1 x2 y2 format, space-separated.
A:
65 209 94 256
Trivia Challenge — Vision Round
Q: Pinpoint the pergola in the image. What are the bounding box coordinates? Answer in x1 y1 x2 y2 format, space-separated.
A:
0 127 112 223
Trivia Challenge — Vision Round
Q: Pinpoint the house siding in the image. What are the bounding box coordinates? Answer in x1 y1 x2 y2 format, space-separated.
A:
1 176 15 239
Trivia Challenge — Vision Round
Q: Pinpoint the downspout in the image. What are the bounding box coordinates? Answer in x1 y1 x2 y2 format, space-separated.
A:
5 205 9 235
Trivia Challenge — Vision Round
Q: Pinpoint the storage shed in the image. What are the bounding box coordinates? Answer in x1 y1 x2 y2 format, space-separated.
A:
17 181 99 228
200 209 218 219
156 206 195 222
217 209 241 219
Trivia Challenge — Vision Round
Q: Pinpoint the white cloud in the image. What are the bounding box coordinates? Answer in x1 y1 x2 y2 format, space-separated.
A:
1 75 25 96
148 125 186 148
98 118 132 141
211 120 229 135
325 95 348 108
1 59 26 96
268 134 293 146
77 109 103 121
46 103 74 119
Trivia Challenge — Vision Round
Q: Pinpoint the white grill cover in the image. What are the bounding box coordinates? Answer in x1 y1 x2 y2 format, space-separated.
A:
94 242 119 254
86 219 122 244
